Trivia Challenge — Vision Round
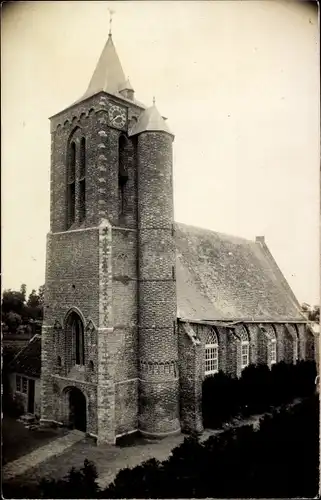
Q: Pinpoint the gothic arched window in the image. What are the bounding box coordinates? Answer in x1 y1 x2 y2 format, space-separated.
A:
240 328 250 369
66 311 85 366
67 141 76 228
118 135 128 216
79 137 86 223
205 327 219 375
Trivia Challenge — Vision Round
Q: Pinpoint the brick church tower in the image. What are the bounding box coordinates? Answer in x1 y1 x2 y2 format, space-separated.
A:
41 30 180 443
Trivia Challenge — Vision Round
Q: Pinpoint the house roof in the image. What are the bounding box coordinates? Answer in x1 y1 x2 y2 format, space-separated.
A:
9 334 41 378
175 222 305 323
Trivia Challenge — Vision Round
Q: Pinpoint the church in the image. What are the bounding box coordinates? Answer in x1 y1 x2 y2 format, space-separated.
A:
40 28 316 444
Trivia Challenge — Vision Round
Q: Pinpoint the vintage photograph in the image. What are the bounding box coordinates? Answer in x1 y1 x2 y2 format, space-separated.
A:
2 0 319 498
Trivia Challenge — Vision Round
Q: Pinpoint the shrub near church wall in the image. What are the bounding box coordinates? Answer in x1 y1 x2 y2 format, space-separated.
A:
179 321 313 434
202 360 317 429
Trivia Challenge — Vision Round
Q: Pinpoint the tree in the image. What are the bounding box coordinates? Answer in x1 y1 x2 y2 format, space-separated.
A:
301 303 319 323
309 305 320 323
26 289 43 320
2 284 44 331
20 283 27 302
5 311 22 333
27 289 40 308
2 289 25 316
38 284 45 305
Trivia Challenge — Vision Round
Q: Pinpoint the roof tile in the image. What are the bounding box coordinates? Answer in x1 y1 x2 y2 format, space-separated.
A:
175 222 304 322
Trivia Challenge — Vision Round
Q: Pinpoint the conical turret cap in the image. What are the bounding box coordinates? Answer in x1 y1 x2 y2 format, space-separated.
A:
129 104 173 136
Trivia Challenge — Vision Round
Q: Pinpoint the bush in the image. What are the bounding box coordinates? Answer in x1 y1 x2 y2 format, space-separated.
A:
203 361 317 428
202 371 239 427
39 459 100 498
240 363 272 415
105 458 165 499
3 397 318 499
294 359 317 397
270 361 295 405
103 395 319 498
2 394 24 418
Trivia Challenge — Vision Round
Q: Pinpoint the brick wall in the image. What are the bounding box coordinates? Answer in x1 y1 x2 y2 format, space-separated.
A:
246 324 259 364
115 379 138 436
296 323 306 360
45 229 100 325
9 374 41 416
50 93 141 233
43 82 315 443
274 324 285 361
302 324 317 362
111 227 138 435
178 322 203 435
226 329 239 377
284 324 298 363
42 90 144 443
177 320 312 433
257 325 272 367
137 131 180 437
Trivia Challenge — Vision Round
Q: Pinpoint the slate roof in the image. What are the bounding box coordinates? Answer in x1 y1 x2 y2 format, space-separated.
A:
129 104 172 136
75 34 146 109
9 334 41 378
175 223 305 323
83 33 126 98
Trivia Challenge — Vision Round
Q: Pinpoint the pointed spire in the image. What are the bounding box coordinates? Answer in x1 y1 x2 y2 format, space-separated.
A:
81 8 128 101
82 34 126 99
73 10 146 107
128 104 173 137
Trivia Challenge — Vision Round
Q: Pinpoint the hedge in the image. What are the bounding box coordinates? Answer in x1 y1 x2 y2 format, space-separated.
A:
202 360 317 428
3 395 318 499
104 395 319 498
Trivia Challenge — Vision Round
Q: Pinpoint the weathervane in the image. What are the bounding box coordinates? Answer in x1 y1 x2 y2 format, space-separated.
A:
153 96 156 106
108 7 115 36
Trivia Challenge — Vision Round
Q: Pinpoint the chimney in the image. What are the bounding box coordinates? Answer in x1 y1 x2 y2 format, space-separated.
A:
256 236 265 243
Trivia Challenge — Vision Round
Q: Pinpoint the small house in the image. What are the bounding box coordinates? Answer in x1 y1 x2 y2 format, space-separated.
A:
8 334 41 416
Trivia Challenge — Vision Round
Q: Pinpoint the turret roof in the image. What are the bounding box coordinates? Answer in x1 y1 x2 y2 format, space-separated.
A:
129 104 173 136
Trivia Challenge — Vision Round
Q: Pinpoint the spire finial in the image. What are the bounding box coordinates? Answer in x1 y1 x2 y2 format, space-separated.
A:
153 96 156 106
108 7 115 36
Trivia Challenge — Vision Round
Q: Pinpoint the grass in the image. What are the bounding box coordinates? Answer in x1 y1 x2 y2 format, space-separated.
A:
2 416 69 465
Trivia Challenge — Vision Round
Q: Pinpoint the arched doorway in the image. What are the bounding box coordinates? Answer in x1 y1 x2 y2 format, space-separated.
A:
68 387 87 432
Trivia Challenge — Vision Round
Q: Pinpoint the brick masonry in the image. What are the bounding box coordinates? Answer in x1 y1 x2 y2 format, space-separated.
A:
178 320 314 434
137 132 180 437
41 85 316 444
41 91 181 443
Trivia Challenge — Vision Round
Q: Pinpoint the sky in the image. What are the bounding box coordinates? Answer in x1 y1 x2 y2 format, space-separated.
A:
1 0 320 305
